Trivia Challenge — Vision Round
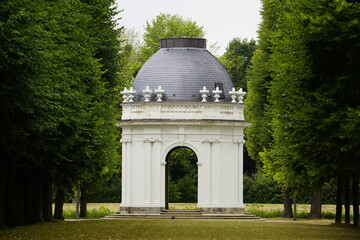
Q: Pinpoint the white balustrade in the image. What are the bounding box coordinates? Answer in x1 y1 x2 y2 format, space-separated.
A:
122 86 247 104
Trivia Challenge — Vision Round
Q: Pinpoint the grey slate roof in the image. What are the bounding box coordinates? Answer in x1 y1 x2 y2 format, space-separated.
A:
132 48 234 101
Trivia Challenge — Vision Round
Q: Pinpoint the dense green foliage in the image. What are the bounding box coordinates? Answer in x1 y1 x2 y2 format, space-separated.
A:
117 29 143 87
63 206 113 219
0 0 122 228
244 172 283 204
244 172 337 204
245 0 360 223
219 38 257 89
168 148 198 203
141 13 205 62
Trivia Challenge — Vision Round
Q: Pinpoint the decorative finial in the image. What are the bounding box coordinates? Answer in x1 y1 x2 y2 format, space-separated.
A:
237 88 246 103
229 87 237 103
212 86 222 103
120 87 129 103
155 86 165 102
200 86 209 102
143 86 152 102
128 87 136 103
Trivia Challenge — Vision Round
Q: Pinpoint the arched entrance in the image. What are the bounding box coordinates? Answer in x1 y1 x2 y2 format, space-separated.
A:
165 147 198 209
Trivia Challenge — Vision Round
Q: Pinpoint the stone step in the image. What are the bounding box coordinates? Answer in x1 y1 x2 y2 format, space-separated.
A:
161 209 202 212
160 209 202 215
103 213 261 220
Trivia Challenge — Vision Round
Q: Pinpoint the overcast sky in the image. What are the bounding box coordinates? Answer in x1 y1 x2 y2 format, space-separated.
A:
115 0 262 55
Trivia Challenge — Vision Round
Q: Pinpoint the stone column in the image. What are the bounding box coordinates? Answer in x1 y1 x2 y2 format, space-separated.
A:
234 138 246 212
120 138 132 213
199 138 221 213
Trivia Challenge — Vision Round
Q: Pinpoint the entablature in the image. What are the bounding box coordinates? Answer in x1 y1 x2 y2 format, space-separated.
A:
121 102 245 121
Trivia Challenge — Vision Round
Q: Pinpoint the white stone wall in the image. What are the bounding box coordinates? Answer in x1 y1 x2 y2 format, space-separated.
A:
120 102 249 214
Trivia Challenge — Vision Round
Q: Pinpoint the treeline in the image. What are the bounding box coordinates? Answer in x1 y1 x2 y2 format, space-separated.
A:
0 0 122 228
244 172 338 204
245 0 360 226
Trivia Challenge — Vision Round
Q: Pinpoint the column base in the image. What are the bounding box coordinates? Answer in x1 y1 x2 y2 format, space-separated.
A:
200 207 245 214
120 206 164 214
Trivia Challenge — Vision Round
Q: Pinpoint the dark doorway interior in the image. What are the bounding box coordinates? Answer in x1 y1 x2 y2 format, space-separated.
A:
165 147 198 209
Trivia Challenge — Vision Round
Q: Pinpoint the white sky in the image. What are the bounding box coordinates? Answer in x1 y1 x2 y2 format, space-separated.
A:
114 0 262 55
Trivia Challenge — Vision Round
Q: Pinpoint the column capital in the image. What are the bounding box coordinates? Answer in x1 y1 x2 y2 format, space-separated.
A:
234 139 246 144
120 138 132 143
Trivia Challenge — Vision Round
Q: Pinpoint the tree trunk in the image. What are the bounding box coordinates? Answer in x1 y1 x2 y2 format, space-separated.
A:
345 177 351 225
54 189 65 220
42 171 52 222
33 169 43 223
283 188 293 218
353 176 359 227
309 186 322 219
335 176 343 224
293 196 297 221
0 154 7 229
4 159 13 228
12 170 24 226
24 170 35 224
75 187 80 219
80 186 88 218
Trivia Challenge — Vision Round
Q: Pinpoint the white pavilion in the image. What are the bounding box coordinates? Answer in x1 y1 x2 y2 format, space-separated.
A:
119 38 249 215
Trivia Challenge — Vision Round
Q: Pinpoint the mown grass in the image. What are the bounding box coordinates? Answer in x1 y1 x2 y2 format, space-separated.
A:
245 203 352 220
63 206 113 219
60 203 351 220
61 203 200 218
1 219 359 240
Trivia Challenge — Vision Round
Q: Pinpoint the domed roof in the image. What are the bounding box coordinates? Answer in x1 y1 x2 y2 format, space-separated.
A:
132 38 234 102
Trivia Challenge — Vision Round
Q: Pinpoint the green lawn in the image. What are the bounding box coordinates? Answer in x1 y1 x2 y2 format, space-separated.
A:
61 202 340 213
1 219 359 240
60 203 347 219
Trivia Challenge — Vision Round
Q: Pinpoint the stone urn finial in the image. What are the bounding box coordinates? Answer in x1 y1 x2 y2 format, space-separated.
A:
200 86 209 102
155 86 165 102
229 87 237 103
143 86 152 102
212 87 222 103
120 87 130 103
237 88 246 103
128 87 136 103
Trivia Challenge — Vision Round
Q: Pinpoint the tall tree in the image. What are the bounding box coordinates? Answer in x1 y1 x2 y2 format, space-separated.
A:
253 0 360 220
76 0 122 218
0 0 122 226
247 0 360 221
245 0 295 218
219 38 257 89
118 28 143 87
141 13 205 62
